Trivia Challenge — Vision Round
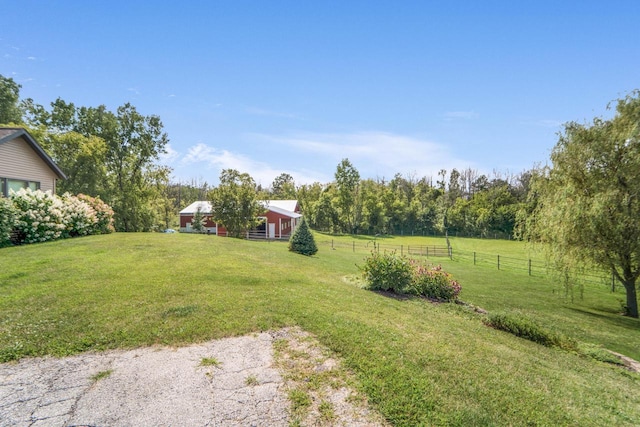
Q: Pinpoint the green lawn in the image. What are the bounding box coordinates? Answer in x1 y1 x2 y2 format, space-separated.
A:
1 233 639 426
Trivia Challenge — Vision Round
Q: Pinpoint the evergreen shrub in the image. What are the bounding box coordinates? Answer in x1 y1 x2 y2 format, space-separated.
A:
288 217 318 256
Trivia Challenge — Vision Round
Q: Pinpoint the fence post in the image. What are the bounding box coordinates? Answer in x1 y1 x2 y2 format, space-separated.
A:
449 247 452 260
426 246 429 258
497 255 500 270
332 239 334 249
528 259 532 276
474 252 476 265
401 245 403 256
353 241 355 253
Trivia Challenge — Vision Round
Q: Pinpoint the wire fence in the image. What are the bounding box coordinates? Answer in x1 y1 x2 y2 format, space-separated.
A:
449 248 618 290
319 239 450 258
319 238 623 294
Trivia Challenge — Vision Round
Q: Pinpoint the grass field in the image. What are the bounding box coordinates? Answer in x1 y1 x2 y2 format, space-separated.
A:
1 232 639 426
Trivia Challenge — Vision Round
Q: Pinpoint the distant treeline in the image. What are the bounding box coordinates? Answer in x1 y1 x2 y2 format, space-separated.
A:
171 160 532 239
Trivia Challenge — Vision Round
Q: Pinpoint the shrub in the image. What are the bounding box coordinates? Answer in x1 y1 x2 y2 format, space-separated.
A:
60 193 97 238
77 194 115 234
360 251 413 293
484 311 576 349
10 188 66 244
289 217 318 256
410 262 461 301
0 196 17 247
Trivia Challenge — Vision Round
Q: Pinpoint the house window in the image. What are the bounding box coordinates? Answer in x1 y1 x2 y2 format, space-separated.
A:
1 177 40 197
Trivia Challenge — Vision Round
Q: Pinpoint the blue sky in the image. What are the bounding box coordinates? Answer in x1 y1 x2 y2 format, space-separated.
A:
3 1 639 186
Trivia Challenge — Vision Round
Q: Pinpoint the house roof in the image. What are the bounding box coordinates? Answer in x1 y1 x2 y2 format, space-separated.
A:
180 199 301 218
0 127 67 179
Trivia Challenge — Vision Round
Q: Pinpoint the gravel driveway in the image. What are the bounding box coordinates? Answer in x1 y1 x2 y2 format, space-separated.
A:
0 328 386 427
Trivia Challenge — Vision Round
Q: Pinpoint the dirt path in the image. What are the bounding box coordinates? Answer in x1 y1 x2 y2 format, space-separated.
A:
0 328 387 427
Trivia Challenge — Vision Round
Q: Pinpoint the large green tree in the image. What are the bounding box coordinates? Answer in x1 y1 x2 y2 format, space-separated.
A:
270 173 297 199
0 74 22 124
209 169 264 238
28 129 108 196
523 92 640 318
24 99 170 231
334 158 361 234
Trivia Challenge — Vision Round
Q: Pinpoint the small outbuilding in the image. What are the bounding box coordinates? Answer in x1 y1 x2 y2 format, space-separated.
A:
0 127 66 197
179 199 302 239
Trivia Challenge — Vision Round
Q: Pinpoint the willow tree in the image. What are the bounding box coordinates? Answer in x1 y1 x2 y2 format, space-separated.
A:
524 92 640 318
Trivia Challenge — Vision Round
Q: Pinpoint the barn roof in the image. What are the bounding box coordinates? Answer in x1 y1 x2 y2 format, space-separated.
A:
179 201 212 215
179 199 301 217
262 200 299 212
267 205 302 218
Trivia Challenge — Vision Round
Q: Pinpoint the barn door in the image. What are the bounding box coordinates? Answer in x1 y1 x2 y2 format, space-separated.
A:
268 223 276 239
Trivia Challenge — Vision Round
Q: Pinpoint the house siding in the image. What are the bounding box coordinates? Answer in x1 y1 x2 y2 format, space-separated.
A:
0 136 58 194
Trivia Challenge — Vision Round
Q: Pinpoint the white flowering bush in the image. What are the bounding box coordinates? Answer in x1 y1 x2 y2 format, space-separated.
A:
77 194 115 234
0 196 17 247
5 189 115 245
10 188 66 244
60 193 97 237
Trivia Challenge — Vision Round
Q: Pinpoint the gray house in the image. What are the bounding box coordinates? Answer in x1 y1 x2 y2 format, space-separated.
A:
0 127 66 197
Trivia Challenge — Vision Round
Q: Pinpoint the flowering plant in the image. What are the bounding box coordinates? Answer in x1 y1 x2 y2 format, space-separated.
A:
77 194 115 234
409 261 461 301
0 196 17 247
6 189 116 245
361 251 461 301
10 188 66 244
60 193 97 237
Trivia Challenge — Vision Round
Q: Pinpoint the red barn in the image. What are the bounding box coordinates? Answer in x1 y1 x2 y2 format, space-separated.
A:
179 200 302 239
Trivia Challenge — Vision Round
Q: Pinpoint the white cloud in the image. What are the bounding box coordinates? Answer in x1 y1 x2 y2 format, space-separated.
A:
169 131 475 186
27 56 36 60
257 131 472 181
179 143 324 186
159 144 180 163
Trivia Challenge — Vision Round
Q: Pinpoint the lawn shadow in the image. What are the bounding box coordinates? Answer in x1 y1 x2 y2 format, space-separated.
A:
567 306 640 329
371 290 413 301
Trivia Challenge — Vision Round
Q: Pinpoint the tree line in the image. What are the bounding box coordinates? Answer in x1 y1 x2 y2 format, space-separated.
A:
295 161 530 238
